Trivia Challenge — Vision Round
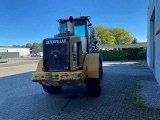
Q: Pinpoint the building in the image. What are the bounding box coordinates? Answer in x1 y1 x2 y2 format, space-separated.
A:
31 48 43 57
32 48 43 54
0 47 30 59
99 42 147 50
147 0 160 84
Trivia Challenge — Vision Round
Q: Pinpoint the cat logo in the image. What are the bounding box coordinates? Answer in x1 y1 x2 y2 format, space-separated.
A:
46 39 67 44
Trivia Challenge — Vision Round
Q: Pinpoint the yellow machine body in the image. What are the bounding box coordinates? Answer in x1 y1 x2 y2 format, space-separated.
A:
31 16 102 96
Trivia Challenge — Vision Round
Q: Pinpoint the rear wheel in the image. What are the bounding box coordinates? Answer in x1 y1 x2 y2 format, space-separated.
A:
41 83 62 94
86 62 102 96
86 78 101 96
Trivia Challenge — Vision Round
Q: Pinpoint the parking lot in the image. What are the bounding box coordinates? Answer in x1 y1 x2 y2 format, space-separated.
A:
0 58 160 120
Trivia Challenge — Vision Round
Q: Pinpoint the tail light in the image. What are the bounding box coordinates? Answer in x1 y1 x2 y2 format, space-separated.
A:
64 66 69 70
42 66 46 71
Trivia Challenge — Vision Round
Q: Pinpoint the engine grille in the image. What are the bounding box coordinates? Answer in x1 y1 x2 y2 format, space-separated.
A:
43 38 70 72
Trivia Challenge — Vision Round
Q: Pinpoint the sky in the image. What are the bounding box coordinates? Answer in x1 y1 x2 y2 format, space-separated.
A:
0 0 149 46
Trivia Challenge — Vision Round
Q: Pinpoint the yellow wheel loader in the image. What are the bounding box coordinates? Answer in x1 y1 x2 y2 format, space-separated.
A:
31 16 103 96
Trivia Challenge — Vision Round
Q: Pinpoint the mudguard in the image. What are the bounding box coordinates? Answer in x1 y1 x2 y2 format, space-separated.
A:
36 59 43 72
83 53 100 78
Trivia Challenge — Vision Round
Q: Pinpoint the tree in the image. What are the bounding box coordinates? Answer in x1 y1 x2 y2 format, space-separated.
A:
132 38 138 44
21 45 26 48
12 45 21 47
32 42 40 49
94 25 115 45
26 43 33 49
109 28 133 45
12 42 42 49
39 42 43 48
12 45 18 47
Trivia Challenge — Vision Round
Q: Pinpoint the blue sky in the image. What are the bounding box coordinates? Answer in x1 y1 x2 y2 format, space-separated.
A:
0 0 149 46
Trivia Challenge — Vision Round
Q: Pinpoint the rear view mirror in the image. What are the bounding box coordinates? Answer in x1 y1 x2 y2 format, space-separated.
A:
69 16 74 23
88 23 92 27
94 41 97 44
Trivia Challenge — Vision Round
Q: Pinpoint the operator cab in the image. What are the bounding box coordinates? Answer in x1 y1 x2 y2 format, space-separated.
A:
57 16 91 37
56 16 92 53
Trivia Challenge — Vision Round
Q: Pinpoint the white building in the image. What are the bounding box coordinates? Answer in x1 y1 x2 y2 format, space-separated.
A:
100 42 147 50
147 0 160 84
0 47 30 57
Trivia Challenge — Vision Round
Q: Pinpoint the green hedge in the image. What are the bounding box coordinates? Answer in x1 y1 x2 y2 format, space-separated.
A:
96 48 146 61
126 48 146 60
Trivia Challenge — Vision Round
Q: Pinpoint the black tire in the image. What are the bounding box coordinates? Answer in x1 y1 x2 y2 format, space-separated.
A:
86 62 102 96
41 84 62 94
99 56 103 80
86 79 101 96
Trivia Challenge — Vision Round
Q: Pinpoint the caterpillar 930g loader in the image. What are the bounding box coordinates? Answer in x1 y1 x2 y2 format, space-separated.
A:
31 16 103 96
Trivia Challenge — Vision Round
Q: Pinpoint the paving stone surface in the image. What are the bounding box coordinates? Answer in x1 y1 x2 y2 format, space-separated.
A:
140 80 160 107
0 59 160 120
